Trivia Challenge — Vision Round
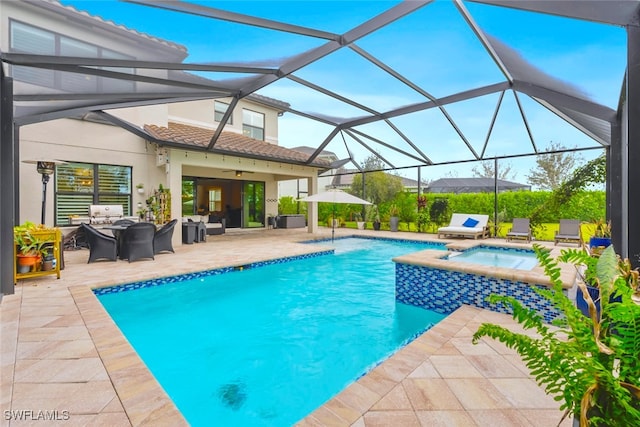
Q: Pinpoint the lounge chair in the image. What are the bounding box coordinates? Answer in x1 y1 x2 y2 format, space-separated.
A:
506 218 532 242
119 222 156 262
81 223 117 263
554 219 583 246
438 213 489 239
153 219 177 254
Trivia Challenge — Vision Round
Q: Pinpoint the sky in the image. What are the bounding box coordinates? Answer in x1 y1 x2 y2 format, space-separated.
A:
60 0 627 187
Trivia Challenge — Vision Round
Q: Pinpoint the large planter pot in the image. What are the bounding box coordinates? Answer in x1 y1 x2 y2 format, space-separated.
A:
389 216 399 232
589 236 612 249
576 283 601 318
575 282 621 318
16 253 40 273
373 221 381 231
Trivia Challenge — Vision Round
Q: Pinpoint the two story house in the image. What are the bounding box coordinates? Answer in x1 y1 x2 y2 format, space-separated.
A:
3 0 329 243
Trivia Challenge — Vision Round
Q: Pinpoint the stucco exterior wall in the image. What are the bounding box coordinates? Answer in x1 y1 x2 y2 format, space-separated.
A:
19 118 158 227
168 97 280 144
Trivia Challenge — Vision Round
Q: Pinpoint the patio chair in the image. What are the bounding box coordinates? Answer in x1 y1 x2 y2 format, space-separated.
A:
111 218 136 243
153 219 177 254
119 222 156 262
81 223 117 263
113 219 136 226
506 218 532 243
554 219 583 246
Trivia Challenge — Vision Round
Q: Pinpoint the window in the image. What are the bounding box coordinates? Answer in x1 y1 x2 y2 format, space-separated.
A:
208 187 222 212
60 37 98 92
10 21 55 86
214 101 233 124
9 20 135 92
55 162 132 225
242 109 264 140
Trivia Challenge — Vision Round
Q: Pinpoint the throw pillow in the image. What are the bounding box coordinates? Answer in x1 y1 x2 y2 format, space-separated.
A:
462 217 479 228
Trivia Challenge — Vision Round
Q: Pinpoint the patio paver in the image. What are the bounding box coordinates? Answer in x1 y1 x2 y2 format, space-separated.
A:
1 228 575 426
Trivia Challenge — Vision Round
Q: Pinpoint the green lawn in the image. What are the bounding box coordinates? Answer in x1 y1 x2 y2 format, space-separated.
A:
335 221 597 243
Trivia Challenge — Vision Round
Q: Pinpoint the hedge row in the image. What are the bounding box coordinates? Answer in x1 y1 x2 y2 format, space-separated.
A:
439 190 606 223
279 191 606 225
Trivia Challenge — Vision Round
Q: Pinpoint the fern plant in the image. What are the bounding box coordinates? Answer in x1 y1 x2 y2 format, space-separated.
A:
472 244 640 426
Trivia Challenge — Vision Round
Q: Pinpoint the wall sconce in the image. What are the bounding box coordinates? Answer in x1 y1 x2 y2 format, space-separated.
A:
235 170 242 177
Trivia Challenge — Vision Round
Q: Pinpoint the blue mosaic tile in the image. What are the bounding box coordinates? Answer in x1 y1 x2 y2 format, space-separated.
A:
93 250 334 296
302 235 446 249
395 262 560 323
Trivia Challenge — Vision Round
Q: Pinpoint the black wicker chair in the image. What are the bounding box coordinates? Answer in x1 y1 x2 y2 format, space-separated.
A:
153 219 177 254
81 223 117 263
119 222 156 262
111 219 136 246
113 219 136 226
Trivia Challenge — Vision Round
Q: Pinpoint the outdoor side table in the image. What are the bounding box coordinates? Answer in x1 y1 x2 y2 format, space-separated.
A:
182 222 197 244
195 222 207 242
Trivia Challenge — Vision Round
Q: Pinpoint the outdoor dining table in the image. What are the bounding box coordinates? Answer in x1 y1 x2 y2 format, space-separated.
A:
103 224 130 240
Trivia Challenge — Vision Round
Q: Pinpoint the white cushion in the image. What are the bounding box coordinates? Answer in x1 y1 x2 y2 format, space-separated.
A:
438 226 484 234
446 213 489 228
182 215 205 223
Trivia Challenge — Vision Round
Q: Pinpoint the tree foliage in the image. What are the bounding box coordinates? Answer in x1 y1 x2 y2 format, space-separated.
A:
350 155 404 206
526 142 584 190
529 154 606 227
472 159 516 180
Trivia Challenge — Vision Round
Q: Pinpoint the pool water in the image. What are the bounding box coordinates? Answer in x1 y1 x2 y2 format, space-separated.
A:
97 237 446 426
448 246 538 270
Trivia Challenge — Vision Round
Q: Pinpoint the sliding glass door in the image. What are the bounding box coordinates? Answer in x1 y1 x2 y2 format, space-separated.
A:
242 181 264 228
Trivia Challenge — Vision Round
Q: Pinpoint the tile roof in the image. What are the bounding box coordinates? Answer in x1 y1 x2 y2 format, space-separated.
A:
144 122 331 167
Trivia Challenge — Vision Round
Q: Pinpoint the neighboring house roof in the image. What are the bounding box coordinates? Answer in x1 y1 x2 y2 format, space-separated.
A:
330 169 426 189
144 122 331 168
427 177 531 194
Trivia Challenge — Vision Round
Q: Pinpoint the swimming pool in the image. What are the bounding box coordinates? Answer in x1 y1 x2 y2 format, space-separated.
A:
447 246 538 270
96 237 446 426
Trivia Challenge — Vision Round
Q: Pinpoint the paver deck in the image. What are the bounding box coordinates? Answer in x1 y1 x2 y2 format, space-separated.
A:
1 227 575 426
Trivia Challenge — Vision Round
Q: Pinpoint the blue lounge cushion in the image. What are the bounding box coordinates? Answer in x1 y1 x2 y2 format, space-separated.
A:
462 217 479 228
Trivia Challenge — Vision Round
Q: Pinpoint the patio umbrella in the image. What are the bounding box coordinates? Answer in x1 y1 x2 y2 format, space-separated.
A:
298 189 371 242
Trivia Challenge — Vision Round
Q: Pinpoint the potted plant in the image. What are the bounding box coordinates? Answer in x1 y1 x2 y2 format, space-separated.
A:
389 204 399 232
353 212 365 230
589 219 612 255
366 205 381 230
136 183 145 194
373 213 381 231
14 221 51 273
473 244 640 427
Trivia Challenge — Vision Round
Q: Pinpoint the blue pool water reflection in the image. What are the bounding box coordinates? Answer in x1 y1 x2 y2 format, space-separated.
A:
448 246 538 270
97 237 446 426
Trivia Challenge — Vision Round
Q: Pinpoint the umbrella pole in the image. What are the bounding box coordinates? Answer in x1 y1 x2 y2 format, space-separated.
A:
332 204 335 242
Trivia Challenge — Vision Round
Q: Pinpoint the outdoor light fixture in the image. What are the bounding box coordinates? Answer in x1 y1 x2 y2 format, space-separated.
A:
23 159 66 225
235 170 242 177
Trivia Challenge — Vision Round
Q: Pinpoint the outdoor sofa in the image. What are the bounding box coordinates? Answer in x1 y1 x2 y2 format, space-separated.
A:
182 215 225 235
437 213 490 239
